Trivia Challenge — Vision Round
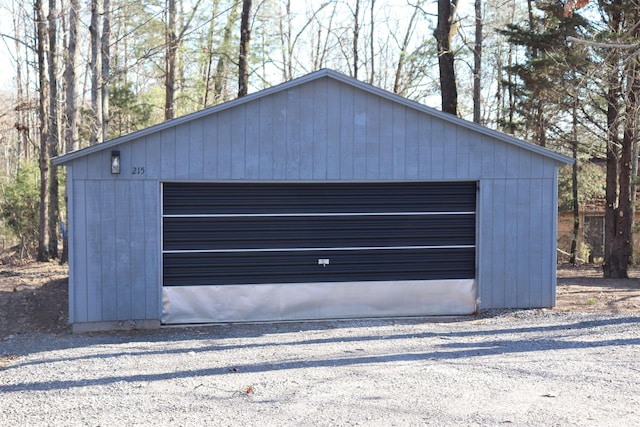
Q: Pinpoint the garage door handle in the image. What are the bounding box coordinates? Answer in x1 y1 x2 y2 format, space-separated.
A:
318 259 330 267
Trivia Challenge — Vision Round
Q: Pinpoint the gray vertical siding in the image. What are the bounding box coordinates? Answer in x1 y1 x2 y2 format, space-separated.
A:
85 181 102 321
68 166 161 323
477 176 558 308
66 168 76 323
144 180 161 319
129 180 146 317
64 75 565 325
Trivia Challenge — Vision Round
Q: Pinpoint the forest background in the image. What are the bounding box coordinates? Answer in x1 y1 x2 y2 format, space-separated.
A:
0 0 637 278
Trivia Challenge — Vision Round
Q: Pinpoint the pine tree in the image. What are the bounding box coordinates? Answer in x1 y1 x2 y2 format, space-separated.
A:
500 1 591 265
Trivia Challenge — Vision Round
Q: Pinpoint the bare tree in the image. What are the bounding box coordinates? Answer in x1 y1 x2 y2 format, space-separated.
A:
312 1 339 71
61 0 82 264
11 2 31 163
35 0 50 261
393 2 422 94
201 0 221 107
165 0 203 117
213 3 240 103
278 1 331 80
47 0 59 258
279 0 293 81
64 0 81 153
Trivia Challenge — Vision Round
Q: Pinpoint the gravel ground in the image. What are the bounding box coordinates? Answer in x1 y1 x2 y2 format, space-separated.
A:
1 310 640 426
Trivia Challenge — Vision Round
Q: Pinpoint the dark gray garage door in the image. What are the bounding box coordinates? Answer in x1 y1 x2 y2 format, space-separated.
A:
162 182 476 287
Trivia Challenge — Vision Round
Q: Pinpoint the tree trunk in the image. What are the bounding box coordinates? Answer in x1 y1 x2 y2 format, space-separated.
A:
535 99 546 147
281 0 292 81
353 0 360 79
165 0 177 119
495 43 502 129
369 0 375 84
48 0 59 259
64 0 81 153
569 100 579 264
238 0 252 97
605 62 637 278
102 0 111 135
603 0 632 278
604 79 622 276
213 2 239 102
162 0 202 112
632 137 638 247
526 0 539 59
507 42 516 133
90 0 104 145
606 128 634 277
473 0 482 123
201 0 220 107
434 0 458 115
630 40 639 271
35 0 50 262
60 0 81 264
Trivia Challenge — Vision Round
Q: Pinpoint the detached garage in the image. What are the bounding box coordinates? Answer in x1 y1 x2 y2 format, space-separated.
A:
53 69 572 331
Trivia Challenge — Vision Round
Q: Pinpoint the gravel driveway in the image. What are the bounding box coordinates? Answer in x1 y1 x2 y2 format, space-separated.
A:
1 310 639 426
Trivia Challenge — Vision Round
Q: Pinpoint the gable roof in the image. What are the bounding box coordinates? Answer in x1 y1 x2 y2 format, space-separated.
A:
52 68 573 166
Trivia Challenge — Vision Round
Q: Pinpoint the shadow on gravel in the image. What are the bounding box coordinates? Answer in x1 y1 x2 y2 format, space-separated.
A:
2 314 639 392
2 334 639 393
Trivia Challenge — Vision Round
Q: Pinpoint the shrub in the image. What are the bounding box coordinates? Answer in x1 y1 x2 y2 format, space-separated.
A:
0 162 40 257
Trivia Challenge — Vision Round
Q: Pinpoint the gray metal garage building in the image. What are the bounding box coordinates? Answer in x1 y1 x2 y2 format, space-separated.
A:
53 69 572 331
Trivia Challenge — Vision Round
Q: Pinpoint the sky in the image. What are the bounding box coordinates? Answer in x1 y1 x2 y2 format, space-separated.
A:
0 0 440 93
0 0 466 97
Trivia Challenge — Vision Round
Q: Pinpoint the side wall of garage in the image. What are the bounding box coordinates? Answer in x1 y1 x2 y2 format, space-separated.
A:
64 76 561 326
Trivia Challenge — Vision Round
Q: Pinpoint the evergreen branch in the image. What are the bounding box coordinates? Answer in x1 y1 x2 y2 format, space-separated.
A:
567 36 639 49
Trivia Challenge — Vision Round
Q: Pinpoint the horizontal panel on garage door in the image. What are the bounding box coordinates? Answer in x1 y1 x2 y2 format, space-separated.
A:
162 181 476 287
163 214 475 251
163 182 476 215
163 247 475 286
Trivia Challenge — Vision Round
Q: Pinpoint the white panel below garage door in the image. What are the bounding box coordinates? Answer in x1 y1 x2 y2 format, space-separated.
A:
162 279 477 324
